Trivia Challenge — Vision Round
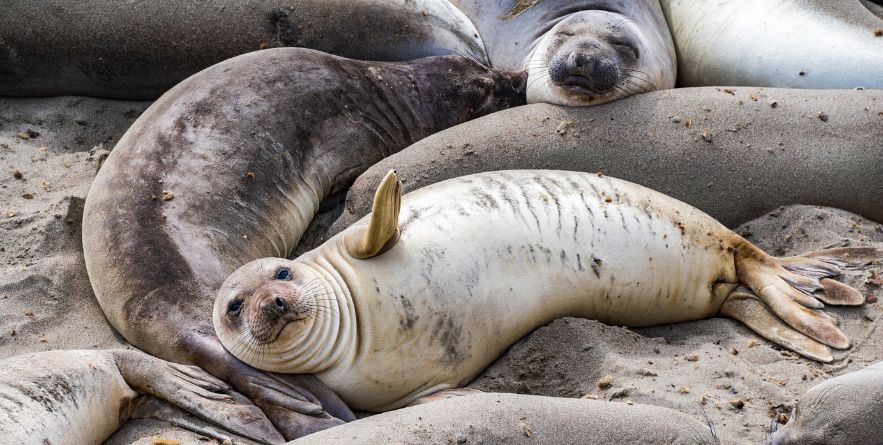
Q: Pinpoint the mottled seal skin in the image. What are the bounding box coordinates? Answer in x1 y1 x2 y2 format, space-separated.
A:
0 0 487 99
290 393 717 444
82 48 526 439
660 0 883 88
451 0 676 105
331 87 883 236
215 170 868 412
769 361 883 445
0 349 282 445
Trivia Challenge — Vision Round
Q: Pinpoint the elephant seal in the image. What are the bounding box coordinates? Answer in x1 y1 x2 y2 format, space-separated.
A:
769 361 883 445
291 393 717 444
0 349 282 445
330 87 883 237
0 0 487 99
450 0 676 106
659 0 883 88
215 170 872 412
82 48 526 439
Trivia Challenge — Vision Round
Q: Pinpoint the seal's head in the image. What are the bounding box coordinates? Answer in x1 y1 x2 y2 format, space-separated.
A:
526 11 669 106
214 257 342 373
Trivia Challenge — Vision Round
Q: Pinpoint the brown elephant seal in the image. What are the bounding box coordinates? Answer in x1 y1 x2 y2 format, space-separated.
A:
769 361 883 445
82 48 526 439
450 0 676 106
290 393 717 444
659 0 883 88
214 170 872 412
0 349 282 445
0 0 487 99
330 87 883 238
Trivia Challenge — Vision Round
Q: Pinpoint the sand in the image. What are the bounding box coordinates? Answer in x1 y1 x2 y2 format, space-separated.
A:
0 95 880 444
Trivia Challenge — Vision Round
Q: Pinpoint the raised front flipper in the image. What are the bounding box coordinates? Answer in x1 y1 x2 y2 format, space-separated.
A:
344 169 402 259
730 243 878 360
112 350 285 445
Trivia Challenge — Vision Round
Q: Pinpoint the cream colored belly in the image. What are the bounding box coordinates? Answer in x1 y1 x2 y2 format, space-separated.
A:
322 171 738 411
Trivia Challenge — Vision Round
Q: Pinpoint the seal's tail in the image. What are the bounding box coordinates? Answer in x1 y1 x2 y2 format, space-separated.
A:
721 244 879 362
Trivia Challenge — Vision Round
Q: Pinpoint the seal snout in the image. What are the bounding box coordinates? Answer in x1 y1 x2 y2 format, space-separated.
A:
549 45 619 94
247 282 309 343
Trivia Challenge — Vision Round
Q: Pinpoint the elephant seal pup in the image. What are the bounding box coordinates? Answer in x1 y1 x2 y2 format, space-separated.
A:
215 170 871 412
769 361 883 445
659 0 883 88
331 87 883 235
0 349 282 445
0 0 486 99
291 393 716 444
450 0 676 106
82 48 526 439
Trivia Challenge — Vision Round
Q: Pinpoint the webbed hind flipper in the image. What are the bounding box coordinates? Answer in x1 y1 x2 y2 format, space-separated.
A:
732 242 876 353
719 286 833 362
344 170 402 259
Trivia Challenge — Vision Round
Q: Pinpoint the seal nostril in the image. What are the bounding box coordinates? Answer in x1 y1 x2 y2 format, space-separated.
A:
274 296 286 310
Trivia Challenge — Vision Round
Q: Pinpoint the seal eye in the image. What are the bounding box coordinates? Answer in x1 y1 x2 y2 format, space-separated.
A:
275 268 292 280
227 300 243 316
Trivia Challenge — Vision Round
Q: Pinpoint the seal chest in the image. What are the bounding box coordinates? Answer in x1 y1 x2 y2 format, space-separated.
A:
216 170 869 412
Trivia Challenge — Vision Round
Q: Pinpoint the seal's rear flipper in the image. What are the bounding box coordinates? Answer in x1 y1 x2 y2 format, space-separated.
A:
733 241 861 352
719 286 833 362
345 169 402 259
112 350 285 445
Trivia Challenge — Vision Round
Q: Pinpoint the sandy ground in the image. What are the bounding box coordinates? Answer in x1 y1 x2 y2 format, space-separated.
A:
0 96 881 444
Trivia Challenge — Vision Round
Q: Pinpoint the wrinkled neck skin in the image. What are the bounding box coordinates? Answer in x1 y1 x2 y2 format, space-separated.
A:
245 256 357 374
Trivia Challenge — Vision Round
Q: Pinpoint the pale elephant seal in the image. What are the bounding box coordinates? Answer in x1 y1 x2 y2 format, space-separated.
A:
82 48 526 439
0 0 486 99
450 0 676 106
215 170 872 412
290 393 717 444
659 0 883 88
769 361 883 445
0 349 282 445
330 88 883 238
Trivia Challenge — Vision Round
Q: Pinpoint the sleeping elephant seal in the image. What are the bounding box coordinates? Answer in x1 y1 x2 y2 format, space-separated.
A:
330 87 883 238
215 170 872 412
0 0 487 99
450 0 676 106
659 0 883 88
0 349 282 445
82 47 526 439
768 361 883 445
290 393 717 444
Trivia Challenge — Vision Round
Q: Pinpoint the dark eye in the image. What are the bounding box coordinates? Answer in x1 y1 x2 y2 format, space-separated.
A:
274 268 292 280
612 41 639 58
227 300 243 315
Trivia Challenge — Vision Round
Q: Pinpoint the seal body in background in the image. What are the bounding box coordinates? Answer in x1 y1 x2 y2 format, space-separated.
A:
0 0 487 99
0 349 283 445
82 47 526 439
451 0 676 105
332 88 883 233
768 361 883 445
660 0 883 88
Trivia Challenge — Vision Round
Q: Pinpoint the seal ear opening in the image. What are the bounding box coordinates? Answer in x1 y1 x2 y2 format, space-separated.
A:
345 170 401 259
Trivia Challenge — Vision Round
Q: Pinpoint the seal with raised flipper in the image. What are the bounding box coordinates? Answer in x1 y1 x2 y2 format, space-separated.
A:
0 0 488 99
82 48 526 439
214 170 874 412
0 349 283 445
450 0 676 106
659 0 883 88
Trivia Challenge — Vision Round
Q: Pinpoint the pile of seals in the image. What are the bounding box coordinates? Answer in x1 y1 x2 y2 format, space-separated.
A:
1 0 882 443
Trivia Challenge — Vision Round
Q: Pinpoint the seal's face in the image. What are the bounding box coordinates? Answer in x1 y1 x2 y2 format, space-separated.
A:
213 258 328 369
527 11 659 106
